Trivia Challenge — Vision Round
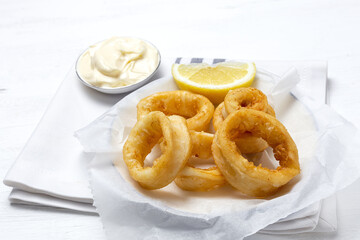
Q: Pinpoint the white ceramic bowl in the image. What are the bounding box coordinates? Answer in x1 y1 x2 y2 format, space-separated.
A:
75 38 161 94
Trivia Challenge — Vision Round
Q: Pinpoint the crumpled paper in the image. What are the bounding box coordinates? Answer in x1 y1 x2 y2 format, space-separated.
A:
76 67 360 239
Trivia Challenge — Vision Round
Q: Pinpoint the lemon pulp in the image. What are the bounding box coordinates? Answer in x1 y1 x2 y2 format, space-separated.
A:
172 62 256 104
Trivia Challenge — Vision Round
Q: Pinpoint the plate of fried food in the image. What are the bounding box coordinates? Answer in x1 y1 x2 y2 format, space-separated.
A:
124 87 301 197
76 60 359 239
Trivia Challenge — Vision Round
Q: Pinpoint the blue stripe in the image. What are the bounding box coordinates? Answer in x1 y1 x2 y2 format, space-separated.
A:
213 59 226 64
190 58 203 63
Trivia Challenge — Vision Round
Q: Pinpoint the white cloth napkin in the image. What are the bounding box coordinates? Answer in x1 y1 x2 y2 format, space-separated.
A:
261 195 337 234
3 67 125 203
3 58 334 235
9 188 96 213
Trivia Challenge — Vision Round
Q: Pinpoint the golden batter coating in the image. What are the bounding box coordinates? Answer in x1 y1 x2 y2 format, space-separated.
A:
175 131 226 192
122 111 192 190
137 90 214 131
212 109 300 198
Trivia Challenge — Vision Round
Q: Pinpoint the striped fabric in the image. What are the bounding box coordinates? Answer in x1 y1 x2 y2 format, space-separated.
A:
175 57 226 64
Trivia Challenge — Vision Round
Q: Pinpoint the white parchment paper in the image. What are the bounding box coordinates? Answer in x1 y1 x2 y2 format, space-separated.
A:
76 67 360 239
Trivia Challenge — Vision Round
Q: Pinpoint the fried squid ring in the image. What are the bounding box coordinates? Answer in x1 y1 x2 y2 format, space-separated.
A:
224 87 274 115
122 111 192 190
212 109 300 198
213 102 268 153
212 102 226 132
175 131 226 192
137 90 214 131
213 88 275 153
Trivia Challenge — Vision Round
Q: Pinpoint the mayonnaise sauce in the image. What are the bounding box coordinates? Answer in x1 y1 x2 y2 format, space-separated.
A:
76 37 160 88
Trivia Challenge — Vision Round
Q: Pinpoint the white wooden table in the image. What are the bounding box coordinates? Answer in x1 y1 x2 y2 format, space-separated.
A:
1 0 360 239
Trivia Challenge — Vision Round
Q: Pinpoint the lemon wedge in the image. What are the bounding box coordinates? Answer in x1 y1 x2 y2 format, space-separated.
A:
172 61 256 104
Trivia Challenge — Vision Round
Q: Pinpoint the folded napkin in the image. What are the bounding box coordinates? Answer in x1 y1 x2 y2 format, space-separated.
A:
9 188 96 213
261 195 337 234
3 67 117 203
7 188 337 234
3 58 334 235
